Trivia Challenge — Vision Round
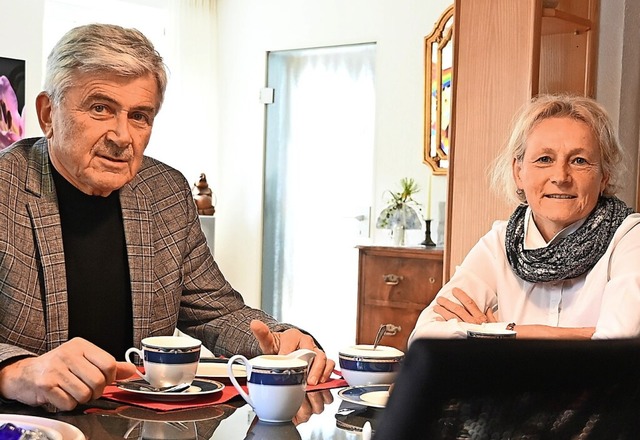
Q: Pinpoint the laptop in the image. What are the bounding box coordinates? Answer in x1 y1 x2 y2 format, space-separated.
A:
373 337 640 439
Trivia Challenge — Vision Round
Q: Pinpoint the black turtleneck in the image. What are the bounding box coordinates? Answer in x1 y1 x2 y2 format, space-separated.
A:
52 166 133 359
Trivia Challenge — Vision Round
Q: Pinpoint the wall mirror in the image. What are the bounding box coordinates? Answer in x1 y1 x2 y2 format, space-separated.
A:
424 5 454 175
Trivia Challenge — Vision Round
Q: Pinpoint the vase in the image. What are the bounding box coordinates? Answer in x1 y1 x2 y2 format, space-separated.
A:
392 225 405 246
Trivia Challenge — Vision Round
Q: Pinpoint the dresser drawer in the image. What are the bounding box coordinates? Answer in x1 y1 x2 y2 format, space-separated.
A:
356 305 422 349
356 246 444 352
361 253 442 310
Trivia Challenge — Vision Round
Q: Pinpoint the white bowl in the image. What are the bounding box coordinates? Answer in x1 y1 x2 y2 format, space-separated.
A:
338 345 404 387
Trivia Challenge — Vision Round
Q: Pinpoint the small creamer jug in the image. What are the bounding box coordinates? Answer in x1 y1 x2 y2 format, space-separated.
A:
227 349 316 423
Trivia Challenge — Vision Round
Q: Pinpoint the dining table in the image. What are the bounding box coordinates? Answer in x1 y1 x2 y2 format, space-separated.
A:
0 377 383 440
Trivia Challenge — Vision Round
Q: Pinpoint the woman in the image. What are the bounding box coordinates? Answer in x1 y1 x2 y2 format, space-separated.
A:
410 94 640 341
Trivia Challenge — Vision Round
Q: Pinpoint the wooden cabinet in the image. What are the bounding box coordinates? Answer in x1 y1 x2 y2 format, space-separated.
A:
356 246 444 352
445 0 598 279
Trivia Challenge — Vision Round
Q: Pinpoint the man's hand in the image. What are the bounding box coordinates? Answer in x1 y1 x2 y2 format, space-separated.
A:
250 320 335 385
0 337 137 410
293 389 334 425
433 287 497 324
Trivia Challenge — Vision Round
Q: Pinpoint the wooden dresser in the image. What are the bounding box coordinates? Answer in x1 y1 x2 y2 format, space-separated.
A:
356 246 444 352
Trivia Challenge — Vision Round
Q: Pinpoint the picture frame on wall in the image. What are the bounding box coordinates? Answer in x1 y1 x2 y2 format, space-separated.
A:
0 56 26 149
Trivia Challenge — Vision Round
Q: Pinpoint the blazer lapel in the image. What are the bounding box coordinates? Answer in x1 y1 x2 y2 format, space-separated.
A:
26 140 69 352
120 181 154 348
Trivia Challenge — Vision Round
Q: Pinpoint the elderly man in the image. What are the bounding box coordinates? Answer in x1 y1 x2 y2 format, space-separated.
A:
0 23 333 410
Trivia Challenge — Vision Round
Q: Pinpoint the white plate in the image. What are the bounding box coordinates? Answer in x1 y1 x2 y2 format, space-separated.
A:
465 323 516 339
197 360 247 378
0 414 85 440
116 378 224 402
360 390 389 407
337 385 391 409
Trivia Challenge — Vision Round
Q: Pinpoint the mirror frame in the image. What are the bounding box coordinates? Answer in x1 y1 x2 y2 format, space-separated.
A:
424 5 454 175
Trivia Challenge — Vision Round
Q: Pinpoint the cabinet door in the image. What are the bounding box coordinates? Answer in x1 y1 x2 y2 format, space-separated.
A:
446 0 536 280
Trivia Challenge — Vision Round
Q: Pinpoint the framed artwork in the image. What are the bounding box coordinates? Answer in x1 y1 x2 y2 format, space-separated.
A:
0 56 25 149
424 5 454 175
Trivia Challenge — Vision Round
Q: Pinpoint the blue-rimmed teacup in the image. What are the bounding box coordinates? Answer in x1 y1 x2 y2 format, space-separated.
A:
227 351 315 423
339 344 404 386
125 336 201 389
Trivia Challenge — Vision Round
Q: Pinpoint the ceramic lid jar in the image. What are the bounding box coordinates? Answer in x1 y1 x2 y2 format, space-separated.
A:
339 345 404 363
339 345 404 386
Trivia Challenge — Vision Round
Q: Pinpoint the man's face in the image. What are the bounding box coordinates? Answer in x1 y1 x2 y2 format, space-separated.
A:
37 72 159 196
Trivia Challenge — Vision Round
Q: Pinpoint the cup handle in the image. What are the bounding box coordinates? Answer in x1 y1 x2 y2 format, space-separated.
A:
124 347 147 382
227 355 253 408
123 420 141 439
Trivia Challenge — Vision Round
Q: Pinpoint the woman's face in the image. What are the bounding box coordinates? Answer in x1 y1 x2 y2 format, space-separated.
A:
513 116 608 241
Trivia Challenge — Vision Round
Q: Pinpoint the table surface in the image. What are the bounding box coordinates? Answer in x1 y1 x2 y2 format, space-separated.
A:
0 388 380 440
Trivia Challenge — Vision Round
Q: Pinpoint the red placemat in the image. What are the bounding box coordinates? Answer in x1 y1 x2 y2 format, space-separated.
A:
101 377 347 412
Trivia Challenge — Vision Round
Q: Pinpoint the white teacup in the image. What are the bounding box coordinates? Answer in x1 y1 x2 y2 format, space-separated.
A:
125 336 201 389
339 344 404 387
227 349 316 423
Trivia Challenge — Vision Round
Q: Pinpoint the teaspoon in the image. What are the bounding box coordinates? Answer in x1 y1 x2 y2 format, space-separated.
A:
116 381 191 393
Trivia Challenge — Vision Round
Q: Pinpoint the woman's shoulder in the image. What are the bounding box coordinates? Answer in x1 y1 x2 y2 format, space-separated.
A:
615 213 640 237
490 219 509 232
480 219 509 243
463 219 509 259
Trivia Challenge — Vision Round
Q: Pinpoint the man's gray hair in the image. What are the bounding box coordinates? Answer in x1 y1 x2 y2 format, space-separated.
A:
43 23 168 111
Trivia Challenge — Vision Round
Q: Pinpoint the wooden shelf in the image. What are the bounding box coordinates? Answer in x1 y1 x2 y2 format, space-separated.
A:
542 8 592 35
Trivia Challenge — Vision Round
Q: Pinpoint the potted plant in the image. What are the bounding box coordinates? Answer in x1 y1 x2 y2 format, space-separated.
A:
376 178 423 245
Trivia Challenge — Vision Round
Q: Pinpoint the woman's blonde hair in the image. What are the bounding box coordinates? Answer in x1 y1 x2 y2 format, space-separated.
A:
490 94 624 205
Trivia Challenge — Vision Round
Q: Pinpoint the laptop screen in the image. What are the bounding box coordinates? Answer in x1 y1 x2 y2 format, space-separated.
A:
373 338 640 439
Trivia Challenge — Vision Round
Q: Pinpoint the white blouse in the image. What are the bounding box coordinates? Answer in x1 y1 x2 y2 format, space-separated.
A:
409 209 640 342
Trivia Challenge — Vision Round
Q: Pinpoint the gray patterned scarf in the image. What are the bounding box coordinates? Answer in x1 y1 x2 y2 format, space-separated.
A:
505 196 633 283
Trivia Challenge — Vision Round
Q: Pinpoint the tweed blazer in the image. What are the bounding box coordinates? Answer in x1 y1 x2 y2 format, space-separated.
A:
0 137 291 363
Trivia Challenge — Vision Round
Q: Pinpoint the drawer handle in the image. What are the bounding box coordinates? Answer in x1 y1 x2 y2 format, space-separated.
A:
373 323 402 348
429 277 436 284
383 274 404 285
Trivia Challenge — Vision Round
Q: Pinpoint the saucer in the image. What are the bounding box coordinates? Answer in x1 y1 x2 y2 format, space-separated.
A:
334 401 379 433
360 390 389 407
116 379 224 402
467 329 516 339
0 414 85 440
112 405 226 422
338 385 391 409
465 323 516 339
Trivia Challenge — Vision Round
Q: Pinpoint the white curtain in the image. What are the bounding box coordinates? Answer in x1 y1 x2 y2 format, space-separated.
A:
263 44 376 363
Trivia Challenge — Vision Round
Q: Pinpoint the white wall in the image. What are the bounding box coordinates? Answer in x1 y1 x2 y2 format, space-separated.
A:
215 0 452 306
3 0 454 309
39 0 215 190
596 0 640 207
3 0 635 311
